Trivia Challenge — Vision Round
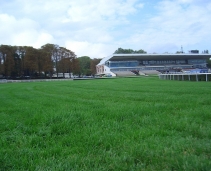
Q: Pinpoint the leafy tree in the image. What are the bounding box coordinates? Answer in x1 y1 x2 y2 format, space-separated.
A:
135 49 147 54
78 56 91 76
0 51 3 75
90 58 101 75
71 58 80 75
24 47 39 77
114 48 133 54
114 47 147 54
0 44 76 78
13 48 22 77
57 47 76 77
207 58 211 68
41 44 77 78
36 48 53 78
16 46 27 76
41 44 59 77
0 45 15 77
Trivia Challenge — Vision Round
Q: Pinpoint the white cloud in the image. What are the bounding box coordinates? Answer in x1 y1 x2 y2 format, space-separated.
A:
123 0 211 53
0 0 143 57
12 31 54 48
177 0 193 3
0 13 54 47
66 0 139 23
65 40 116 58
137 3 144 8
0 0 210 57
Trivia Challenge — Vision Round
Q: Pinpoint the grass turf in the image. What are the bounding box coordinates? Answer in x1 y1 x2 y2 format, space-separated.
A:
0 77 211 170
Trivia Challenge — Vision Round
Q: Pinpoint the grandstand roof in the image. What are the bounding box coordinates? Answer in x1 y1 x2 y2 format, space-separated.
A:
98 53 211 65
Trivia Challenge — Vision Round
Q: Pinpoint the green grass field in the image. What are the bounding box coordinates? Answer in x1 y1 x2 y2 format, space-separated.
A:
1 77 211 170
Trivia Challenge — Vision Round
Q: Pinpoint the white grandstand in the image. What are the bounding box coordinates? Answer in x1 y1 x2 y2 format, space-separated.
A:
96 53 211 77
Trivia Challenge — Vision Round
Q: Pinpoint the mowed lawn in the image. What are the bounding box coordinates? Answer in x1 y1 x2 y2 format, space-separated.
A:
0 77 211 170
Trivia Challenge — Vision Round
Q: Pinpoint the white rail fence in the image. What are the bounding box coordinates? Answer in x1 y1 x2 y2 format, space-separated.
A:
159 73 211 82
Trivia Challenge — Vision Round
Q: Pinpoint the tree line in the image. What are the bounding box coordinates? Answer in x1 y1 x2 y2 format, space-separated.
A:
0 44 101 79
1 45 209 79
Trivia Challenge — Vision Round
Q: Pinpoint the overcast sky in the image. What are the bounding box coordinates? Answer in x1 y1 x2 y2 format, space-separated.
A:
0 0 211 58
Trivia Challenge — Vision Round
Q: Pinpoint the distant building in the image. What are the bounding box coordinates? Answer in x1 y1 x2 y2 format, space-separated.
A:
96 53 211 76
189 50 199 54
